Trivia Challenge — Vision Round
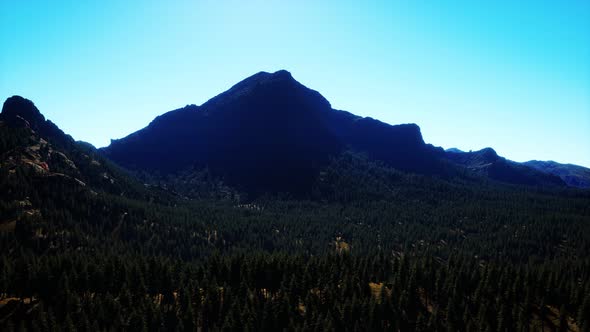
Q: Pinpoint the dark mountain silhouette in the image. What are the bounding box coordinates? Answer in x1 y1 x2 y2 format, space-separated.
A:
444 147 565 187
523 160 590 188
99 70 573 193
2 71 569 197
101 70 446 194
1 96 74 148
0 96 147 197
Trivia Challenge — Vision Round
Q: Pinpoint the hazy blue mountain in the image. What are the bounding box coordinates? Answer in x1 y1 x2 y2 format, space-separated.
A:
523 160 590 188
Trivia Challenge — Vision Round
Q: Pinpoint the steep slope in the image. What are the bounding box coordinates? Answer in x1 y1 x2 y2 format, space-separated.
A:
444 148 565 187
523 160 590 188
0 96 148 202
102 70 444 194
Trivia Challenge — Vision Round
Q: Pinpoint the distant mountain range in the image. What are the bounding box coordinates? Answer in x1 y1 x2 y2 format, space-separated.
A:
522 160 590 188
3 70 588 196
444 147 565 187
445 148 590 189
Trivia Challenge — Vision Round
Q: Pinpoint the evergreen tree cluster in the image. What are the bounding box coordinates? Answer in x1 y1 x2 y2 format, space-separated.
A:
1 127 590 331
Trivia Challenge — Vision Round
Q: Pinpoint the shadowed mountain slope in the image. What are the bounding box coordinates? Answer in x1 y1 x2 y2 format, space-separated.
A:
523 160 590 188
444 147 565 187
0 96 148 198
102 70 445 194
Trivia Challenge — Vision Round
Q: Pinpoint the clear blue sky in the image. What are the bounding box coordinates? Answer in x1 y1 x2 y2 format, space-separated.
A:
1 1 589 166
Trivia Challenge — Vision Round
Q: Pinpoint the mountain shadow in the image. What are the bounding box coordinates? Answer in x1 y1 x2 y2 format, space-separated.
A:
101 70 446 195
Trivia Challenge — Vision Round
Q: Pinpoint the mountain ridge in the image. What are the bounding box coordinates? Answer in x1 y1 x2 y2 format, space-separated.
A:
444 147 565 186
1 95 75 148
101 70 445 194
1 71 572 194
99 70 568 193
523 160 590 188
0 96 152 199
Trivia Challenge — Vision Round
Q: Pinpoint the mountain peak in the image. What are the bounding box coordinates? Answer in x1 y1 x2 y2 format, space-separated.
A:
102 70 443 193
478 147 498 159
1 95 73 147
1 95 46 130
201 69 331 112
244 69 294 83
234 69 297 91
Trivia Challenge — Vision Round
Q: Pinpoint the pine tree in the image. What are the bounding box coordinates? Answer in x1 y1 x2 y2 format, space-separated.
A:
579 293 590 332
63 314 76 332
558 304 568 332
17 321 26 332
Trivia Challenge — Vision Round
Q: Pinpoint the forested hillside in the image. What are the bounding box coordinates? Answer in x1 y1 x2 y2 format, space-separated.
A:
2 134 590 330
2 96 590 331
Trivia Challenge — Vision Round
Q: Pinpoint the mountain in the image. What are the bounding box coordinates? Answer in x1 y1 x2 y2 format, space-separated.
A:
0 95 74 148
0 96 149 201
445 147 464 153
102 70 570 193
523 160 590 188
102 70 446 195
444 147 565 187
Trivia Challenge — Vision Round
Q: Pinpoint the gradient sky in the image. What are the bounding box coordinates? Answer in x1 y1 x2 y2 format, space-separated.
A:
1 1 589 166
